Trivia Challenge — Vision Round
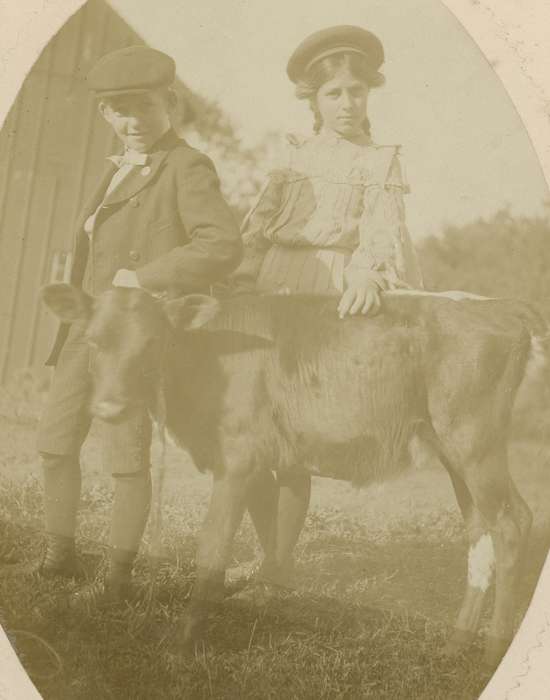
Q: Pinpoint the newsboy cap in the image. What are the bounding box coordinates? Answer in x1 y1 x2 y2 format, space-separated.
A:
287 25 384 83
87 45 176 97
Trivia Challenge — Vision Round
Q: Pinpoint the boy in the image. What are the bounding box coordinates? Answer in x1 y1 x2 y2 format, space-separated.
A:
21 45 241 605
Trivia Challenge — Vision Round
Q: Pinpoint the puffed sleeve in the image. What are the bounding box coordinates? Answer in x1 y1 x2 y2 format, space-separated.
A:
347 148 423 290
230 169 286 284
229 134 307 286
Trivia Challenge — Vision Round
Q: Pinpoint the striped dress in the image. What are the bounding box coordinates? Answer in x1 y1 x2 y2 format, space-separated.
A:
235 130 423 295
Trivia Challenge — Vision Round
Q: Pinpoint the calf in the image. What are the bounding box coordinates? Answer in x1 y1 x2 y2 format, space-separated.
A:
42 283 546 665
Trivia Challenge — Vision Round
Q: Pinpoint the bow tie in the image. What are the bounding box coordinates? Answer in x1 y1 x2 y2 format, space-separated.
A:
107 150 151 168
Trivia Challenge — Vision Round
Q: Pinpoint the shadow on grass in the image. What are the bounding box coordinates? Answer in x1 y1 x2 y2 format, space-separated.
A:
1 514 549 699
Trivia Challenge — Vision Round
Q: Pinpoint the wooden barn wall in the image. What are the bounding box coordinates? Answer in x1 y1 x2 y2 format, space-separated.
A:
0 0 146 383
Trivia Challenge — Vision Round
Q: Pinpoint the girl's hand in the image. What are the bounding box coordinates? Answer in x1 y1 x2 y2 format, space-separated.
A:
338 269 382 318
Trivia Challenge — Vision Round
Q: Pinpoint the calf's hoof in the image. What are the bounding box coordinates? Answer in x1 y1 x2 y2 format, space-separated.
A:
483 635 511 670
442 628 475 658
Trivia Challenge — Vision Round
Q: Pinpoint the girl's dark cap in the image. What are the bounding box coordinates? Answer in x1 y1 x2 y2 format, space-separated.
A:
87 45 176 97
287 25 384 83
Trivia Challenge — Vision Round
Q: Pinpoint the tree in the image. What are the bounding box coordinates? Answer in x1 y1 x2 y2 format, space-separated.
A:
419 209 550 308
172 85 274 219
418 210 550 440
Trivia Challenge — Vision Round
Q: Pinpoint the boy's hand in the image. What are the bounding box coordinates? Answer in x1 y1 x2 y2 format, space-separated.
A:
112 269 141 288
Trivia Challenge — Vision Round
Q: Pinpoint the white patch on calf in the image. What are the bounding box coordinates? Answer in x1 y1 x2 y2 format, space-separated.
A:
516 334 548 397
467 534 495 592
526 335 548 379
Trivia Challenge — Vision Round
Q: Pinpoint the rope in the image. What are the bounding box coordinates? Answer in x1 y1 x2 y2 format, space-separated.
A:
8 629 63 681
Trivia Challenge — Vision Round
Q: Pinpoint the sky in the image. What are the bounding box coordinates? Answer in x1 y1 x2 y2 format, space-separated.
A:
107 0 549 239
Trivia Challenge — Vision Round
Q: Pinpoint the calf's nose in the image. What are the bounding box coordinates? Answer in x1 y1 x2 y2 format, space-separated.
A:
92 400 125 421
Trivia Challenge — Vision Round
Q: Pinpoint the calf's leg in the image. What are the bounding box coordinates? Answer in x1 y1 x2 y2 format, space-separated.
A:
181 470 248 646
452 448 531 666
484 471 531 666
444 468 495 655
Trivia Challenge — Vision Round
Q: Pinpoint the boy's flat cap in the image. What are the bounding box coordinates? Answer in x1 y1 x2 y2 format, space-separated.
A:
287 25 384 83
87 45 176 97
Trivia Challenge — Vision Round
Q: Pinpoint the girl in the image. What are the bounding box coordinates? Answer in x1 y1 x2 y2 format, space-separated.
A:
232 24 422 312
233 25 423 594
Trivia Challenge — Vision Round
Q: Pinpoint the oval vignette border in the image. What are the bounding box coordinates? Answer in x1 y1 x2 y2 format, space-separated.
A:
0 1 549 699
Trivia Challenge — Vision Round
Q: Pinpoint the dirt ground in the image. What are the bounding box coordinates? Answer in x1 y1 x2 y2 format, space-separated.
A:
1 402 549 699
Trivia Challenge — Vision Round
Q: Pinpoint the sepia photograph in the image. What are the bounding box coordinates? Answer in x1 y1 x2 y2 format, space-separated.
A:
0 1 549 698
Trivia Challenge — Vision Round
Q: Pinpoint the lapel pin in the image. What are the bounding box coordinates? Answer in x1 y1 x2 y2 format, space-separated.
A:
141 166 151 177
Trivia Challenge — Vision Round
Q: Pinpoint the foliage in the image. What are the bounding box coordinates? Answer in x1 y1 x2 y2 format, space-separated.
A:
418 209 550 440
418 208 550 306
171 84 279 217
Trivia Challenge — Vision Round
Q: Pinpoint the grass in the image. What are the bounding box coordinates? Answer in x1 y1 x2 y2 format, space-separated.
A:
0 388 549 698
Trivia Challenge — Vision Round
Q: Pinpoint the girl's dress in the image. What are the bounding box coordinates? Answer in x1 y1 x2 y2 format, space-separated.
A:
234 130 423 294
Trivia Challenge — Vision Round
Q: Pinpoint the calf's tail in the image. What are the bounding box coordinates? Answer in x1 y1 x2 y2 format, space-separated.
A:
514 299 549 384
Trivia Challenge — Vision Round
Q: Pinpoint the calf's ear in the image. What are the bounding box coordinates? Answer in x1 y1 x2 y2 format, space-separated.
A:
41 284 93 322
164 294 220 331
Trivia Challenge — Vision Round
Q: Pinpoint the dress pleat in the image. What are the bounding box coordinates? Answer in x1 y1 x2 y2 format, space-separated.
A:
257 245 349 296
